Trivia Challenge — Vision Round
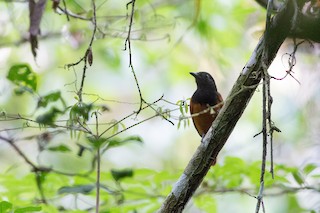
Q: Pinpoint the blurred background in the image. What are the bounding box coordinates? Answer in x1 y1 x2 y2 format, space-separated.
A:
0 0 320 212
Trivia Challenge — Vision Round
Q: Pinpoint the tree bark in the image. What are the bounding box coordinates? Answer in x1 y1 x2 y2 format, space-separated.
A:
159 1 297 212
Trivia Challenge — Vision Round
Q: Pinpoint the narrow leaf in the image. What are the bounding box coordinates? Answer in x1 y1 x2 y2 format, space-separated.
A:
58 184 94 194
111 169 133 181
177 120 181 129
292 171 304 185
303 163 317 175
179 104 183 114
47 144 71 152
122 135 143 143
14 206 42 213
184 101 189 113
107 136 143 149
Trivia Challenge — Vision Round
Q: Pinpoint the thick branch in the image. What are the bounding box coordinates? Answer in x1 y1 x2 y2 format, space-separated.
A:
159 1 295 212
256 0 320 43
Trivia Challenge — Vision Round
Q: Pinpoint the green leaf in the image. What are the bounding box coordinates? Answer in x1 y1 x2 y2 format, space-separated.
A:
275 164 296 173
86 136 107 149
111 169 134 182
7 64 37 94
58 184 94 195
0 201 12 212
177 119 181 129
36 107 62 125
47 144 71 152
184 101 188 113
179 104 183 114
303 163 317 175
292 171 304 185
214 156 246 188
69 103 92 122
14 206 42 213
37 91 63 108
107 136 143 149
118 135 142 143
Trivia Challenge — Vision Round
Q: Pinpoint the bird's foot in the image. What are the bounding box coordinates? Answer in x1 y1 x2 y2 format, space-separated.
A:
200 134 206 143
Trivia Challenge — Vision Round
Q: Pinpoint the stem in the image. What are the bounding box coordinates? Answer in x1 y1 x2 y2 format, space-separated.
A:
96 148 101 213
124 0 144 113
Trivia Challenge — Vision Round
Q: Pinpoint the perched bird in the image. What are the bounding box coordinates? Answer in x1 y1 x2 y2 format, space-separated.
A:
190 72 223 137
190 72 223 165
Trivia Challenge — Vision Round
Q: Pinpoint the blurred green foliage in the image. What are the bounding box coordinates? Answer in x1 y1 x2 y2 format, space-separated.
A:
7 64 37 95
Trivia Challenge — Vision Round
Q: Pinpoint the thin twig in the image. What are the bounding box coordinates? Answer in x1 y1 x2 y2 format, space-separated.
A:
98 95 163 137
1 113 92 134
266 45 274 180
255 67 268 213
61 0 69 21
142 97 174 125
95 148 100 213
104 114 157 142
255 1 273 212
124 0 144 113
93 111 101 213
82 92 140 105
56 5 91 21
271 39 302 83
0 135 38 170
267 82 274 179
65 0 97 103
268 38 307 179
35 172 48 204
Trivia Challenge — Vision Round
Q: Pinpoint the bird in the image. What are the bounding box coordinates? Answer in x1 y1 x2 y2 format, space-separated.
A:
190 72 223 165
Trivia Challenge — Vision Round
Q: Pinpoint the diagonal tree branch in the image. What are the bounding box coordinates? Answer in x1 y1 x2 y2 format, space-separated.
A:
159 0 297 212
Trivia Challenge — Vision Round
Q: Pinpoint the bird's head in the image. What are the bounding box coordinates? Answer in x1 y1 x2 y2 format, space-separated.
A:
190 72 217 91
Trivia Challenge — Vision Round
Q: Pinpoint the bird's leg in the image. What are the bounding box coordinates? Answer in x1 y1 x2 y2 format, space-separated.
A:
200 134 205 143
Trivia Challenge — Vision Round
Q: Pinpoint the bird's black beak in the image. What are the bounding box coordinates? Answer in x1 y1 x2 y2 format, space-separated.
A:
190 72 198 78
